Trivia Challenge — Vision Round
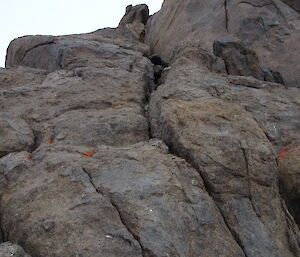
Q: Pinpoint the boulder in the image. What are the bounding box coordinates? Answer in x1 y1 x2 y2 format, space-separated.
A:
119 4 149 26
118 4 150 41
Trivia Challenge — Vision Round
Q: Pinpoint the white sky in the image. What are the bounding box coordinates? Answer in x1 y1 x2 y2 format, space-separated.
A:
0 0 163 67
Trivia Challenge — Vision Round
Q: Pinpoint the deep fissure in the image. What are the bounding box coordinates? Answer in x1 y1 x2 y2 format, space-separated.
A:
82 167 147 257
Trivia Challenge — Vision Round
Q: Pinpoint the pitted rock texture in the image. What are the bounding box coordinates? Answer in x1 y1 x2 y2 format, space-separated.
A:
0 242 31 257
149 54 300 257
1 3 300 257
145 0 300 87
278 142 300 226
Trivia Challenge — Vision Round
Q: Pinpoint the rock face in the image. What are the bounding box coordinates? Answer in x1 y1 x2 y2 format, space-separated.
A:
0 242 31 257
145 0 300 87
118 4 150 41
278 143 300 226
1 3 300 257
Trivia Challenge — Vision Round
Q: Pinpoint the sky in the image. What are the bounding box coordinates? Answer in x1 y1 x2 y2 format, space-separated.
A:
0 0 163 67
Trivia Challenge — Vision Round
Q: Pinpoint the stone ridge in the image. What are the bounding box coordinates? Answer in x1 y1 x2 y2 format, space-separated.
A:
0 3 300 257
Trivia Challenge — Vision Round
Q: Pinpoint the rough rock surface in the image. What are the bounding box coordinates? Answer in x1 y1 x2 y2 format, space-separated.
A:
0 242 31 257
145 0 300 87
149 54 300 257
118 4 150 41
0 3 299 257
278 142 300 226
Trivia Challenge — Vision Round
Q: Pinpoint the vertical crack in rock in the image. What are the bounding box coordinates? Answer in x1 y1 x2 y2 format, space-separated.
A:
217 203 250 257
0 214 6 242
108 199 148 257
165 146 248 257
82 167 147 257
28 130 42 153
281 200 300 255
241 146 260 219
224 0 230 32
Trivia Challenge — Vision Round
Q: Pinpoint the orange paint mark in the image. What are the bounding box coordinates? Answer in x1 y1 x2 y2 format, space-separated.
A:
26 154 33 161
82 149 96 158
48 138 55 144
278 143 300 160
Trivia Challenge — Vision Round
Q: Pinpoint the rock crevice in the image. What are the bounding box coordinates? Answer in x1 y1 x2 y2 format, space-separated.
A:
0 2 299 257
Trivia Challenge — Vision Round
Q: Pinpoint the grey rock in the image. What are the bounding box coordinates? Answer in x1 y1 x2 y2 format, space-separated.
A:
118 4 150 42
213 38 264 80
0 2 299 257
278 142 300 227
0 112 34 157
0 142 245 257
119 4 149 26
281 0 300 12
145 0 300 86
0 242 31 257
149 55 300 257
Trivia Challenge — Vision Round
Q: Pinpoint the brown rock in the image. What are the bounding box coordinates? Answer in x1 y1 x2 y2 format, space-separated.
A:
278 142 300 226
118 5 150 42
119 4 149 26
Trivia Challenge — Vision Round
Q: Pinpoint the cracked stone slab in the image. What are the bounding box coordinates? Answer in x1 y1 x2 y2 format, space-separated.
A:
0 141 245 257
0 34 153 149
149 55 300 257
0 112 34 157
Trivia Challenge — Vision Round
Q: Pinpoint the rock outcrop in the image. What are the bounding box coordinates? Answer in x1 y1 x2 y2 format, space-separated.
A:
145 0 300 87
118 4 149 41
1 2 299 257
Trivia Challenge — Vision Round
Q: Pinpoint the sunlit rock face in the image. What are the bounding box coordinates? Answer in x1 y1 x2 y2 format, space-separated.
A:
0 2 299 257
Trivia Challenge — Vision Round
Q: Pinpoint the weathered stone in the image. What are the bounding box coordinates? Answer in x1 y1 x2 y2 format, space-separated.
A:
281 0 300 12
119 4 149 26
213 39 264 80
0 242 31 257
0 3 299 257
0 141 246 257
145 0 300 86
278 142 300 226
6 29 150 71
149 55 300 257
0 112 34 157
118 5 150 42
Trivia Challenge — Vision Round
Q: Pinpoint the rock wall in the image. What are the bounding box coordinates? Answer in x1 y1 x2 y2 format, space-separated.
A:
1 3 300 257
145 0 300 87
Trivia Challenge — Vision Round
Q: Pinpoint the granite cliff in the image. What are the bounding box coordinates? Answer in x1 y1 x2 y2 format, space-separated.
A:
0 1 299 257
